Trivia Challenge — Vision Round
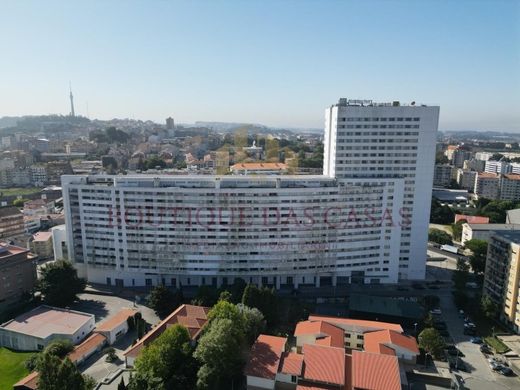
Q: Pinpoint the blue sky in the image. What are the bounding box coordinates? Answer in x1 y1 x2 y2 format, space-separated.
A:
0 0 519 131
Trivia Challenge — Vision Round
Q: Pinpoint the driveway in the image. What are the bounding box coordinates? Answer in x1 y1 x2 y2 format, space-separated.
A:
72 293 160 326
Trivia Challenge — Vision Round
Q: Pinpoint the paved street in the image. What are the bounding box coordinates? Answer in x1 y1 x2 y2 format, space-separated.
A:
425 262 519 389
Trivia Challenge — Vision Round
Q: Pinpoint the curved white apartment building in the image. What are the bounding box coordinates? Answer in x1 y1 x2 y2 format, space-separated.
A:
62 99 438 288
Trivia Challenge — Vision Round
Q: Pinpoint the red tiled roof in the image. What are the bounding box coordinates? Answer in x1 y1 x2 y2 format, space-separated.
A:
308 315 403 333
13 371 39 390
279 352 304 376
454 215 489 224
302 344 345 386
364 329 419 355
295 320 344 348
244 334 287 380
95 308 137 332
68 333 106 363
296 382 339 390
351 350 401 390
32 231 52 242
124 304 209 358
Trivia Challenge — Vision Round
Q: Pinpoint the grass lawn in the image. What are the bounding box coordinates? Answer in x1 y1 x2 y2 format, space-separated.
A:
0 347 35 390
484 336 510 354
0 187 41 197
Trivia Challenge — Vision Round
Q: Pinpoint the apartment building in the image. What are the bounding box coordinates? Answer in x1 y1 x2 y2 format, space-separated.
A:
433 164 454 187
474 172 500 199
0 206 25 239
456 169 477 192
483 231 520 333
499 174 520 201
63 99 439 287
0 243 36 306
451 149 472 168
485 160 512 175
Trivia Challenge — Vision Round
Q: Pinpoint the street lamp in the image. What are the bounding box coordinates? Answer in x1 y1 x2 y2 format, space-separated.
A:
414 322 418 336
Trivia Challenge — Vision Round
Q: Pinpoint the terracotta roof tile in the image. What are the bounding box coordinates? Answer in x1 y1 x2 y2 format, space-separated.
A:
296 382 339 390
124 304 209 358
364 329 419 355
244 334 287 379
295 320 344 348
231 162 287 170
13 371 39 390
302 344 345 386
308 315 403 333
279 352 304 376
351 350 401 390
454 215 489 224
68 333 106 363
95 308 137 332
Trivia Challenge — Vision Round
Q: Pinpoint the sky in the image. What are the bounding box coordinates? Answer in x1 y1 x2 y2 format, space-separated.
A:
0 0 519 131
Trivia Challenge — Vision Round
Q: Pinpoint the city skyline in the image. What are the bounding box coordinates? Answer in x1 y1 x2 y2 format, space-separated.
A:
0 0 519 131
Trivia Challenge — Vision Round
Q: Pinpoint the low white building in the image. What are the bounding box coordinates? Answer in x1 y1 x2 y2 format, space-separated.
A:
0 305 95 351
461 223 520 245
94 308 137 344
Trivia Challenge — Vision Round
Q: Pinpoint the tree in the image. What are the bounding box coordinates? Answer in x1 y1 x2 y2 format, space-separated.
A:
13 198 29 207
451 220 465 242
193 285 218 307
452 257 470 290
44 339 74 358
104 347 118 362
129 324 198 390
37 353 94 390
428 228 452 245
418 328 445 359
464 239 488 275
194 318 244 389
236 303 265 345
430 199 454 224
242 284 277 327
36 260 86 307
435 152 449 164
147 285 183 318
481 295 498 319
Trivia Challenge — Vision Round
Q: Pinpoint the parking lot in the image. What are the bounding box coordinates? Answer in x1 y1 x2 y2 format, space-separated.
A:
437 293 519 389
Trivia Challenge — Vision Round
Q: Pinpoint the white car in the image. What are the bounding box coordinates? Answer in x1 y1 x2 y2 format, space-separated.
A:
430 308 442 315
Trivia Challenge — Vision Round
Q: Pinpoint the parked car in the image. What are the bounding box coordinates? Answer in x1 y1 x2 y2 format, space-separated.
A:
430 308 442 315
480 344 492 354
470 337 483 344
498 366 514 376
490 361 502 371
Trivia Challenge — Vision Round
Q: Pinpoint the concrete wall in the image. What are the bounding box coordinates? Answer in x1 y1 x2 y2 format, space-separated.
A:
246 375 275 389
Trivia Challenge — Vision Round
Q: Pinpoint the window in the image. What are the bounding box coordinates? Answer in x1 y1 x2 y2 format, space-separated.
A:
357 335 364 340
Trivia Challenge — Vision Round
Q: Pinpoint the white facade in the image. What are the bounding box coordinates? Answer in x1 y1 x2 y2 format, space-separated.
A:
324 100 439 280
63 99 438 286
51 224 67 260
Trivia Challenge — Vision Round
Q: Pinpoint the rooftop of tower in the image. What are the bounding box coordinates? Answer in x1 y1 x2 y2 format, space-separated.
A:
335 98 429 107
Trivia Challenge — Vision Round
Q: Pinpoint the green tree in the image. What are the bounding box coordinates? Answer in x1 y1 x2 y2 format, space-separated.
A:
241 284 277 327
129 324 198 390
435 152 449 164
36 260 86 307
428 228 453 245
193 285 218 307
430 199 454 224
236 303 265 345
481 295 498 319
452 258 470 290
13 198 29 207
418 328 445 359
44 339 74 358
451 220 465 242
464 239 488 275
37 353 94 390
194 318 244 389
147 285 183 318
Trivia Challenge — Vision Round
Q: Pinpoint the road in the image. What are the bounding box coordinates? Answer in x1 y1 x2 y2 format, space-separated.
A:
426 268 519 389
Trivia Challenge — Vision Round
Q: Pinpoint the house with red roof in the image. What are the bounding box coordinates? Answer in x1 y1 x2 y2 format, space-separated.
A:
245 315 418 390
123 304 209 367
